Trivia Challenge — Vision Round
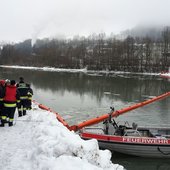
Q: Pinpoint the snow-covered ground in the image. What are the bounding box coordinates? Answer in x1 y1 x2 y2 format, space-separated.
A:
0 65 160 76
0 65 88 73
0 104 124 170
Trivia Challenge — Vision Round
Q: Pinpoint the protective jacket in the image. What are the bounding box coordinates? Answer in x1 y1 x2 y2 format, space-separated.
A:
1 84 20 126
0 86 4 103
3 85 20 107
17 81 29 99
0 80 5 102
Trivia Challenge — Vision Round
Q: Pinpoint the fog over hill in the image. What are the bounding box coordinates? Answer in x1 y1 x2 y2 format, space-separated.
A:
0 25 170 73
120 25 167 41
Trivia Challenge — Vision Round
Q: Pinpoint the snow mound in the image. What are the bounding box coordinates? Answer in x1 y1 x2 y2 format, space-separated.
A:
28 107 124 170
0 104 123 170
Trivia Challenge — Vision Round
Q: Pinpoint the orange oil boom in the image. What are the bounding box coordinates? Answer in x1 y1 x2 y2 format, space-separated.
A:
69 92 170 131
33 100 70 129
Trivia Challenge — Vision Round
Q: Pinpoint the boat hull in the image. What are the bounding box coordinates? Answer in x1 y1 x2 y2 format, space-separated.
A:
81 132 170 158
98 140 170 158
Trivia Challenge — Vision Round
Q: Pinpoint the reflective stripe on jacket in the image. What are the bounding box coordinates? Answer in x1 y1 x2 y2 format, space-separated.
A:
4 103 17 107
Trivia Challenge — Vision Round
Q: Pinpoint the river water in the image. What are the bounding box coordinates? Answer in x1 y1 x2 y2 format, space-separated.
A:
0 67 170 170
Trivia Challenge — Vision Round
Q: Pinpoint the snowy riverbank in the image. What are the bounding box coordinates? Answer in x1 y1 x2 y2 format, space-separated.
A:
0 65 161 76
0 104 124 170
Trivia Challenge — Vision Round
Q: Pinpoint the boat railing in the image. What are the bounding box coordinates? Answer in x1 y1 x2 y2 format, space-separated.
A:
161 135 170 138
124 129 141 137
117 121 170 129
80 127 105 134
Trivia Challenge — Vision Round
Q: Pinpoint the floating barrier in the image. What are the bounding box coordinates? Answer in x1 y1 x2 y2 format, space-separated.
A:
39 104 50 111
33 92 170 132
33 100 70 129
70 92 170 131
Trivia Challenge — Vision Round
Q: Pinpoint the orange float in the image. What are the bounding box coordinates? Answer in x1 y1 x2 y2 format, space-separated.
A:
33 100 70 129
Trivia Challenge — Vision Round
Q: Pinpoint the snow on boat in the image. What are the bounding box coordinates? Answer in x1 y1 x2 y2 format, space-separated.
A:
80 119 170 158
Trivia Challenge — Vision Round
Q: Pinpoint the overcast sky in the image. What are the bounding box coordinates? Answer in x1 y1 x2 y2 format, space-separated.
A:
0 0 170 43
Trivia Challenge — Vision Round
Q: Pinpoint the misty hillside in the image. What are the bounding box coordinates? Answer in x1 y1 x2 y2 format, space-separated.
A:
121 25 165 41
0 25 170 73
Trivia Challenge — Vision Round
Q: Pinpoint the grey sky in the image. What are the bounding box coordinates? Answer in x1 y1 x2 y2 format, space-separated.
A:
0 0 170 43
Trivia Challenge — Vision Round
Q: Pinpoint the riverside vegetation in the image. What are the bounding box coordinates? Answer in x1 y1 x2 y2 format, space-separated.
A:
0 26 170 73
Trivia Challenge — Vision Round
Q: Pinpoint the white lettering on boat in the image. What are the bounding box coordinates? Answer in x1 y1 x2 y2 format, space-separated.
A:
122 137 168 144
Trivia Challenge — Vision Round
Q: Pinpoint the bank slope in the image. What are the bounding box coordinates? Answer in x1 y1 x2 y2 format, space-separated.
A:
0 104 124 170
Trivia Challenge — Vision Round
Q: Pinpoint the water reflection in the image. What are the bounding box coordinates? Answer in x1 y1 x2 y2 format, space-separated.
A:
1 68 169 101
112 154 170 170
0 67 170 125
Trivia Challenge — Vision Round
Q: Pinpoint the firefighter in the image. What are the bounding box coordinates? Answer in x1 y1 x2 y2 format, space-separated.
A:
0 80 20 127
26 84 33 110
0 80 5 120
17 77 29 117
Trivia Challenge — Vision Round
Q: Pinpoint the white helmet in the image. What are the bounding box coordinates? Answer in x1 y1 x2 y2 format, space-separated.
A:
5 79 10 84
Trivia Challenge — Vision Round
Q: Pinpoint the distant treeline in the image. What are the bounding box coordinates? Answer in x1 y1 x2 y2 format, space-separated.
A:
0 26 170 73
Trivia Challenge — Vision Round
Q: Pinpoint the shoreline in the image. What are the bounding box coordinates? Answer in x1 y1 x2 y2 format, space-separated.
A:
0 65 161 76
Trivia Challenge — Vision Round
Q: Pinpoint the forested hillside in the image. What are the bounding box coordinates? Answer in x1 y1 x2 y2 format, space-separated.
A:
0 26 170 73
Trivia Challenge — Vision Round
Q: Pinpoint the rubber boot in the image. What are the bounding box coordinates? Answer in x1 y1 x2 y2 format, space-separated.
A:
9 122 13 127
23 110 26 116
18 111 22 117
0 120 5 127
0 124 4 127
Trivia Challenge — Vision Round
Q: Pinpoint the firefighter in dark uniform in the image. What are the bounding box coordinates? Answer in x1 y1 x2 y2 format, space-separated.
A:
0 80 5 120
26 84 33 110
17 77 29 117
0 80 20 127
